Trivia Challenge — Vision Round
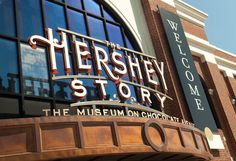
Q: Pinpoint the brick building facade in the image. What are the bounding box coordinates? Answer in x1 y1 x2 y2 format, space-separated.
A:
0 0 235 160
142 0 236 160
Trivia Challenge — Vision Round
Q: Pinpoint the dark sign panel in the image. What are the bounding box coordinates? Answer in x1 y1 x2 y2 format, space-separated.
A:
159 8 217 132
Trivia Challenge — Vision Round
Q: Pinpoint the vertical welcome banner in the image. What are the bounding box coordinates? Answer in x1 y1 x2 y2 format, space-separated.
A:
159 8 217 132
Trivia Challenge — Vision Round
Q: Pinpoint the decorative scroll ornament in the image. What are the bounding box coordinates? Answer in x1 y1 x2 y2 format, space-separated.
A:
28 28 171 107
29 28 70 74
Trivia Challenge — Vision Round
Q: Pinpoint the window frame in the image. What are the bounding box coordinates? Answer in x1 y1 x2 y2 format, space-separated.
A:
0 0 142 118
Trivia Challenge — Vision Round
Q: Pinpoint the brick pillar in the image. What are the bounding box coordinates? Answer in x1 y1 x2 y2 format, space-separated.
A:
141 0 192 121
211 130 232 161
224 76 236 100
202 61 236 159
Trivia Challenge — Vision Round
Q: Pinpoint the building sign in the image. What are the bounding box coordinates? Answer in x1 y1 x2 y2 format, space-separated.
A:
42 102 194 127
28 27 172 117
159 8 217 132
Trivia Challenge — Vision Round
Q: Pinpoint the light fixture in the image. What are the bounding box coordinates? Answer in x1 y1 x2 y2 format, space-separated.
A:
231 99 236 105
208 89 214 95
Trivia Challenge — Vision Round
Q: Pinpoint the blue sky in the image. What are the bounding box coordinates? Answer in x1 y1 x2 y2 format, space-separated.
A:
185 0 236 54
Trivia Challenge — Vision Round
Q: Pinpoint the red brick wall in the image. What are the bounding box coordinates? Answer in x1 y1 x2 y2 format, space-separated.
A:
141 0 236 160
219 72 236 159
214 48 236 62
180 18 208 40
141 0 192 121
194 58 235 160
211 130 232 161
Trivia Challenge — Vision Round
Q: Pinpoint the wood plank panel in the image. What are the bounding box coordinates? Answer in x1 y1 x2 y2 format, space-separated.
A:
165 128 182 149
118 125 144 145
0 126 35 155
83 125 114 147
41 124 78 150
182 130 196 148
0 116 213 161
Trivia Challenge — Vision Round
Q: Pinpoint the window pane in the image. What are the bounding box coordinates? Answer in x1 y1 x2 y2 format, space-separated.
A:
0 97 19 119
17 0 43 40
104 80 116 101
55 52 74 76
80 79 99 101
107 23 124 46
24 100 51 117
84 0 101 16
0 39 19 93
0 0 15 36
88 16 105 40
66 0 82 9
67 9 86 35
104 9 116 22
125 33 135 50
93 43 110 76
44 1 66 39
54 52 74 100
91 43 117 101
21 44 50 97
54 79 73 100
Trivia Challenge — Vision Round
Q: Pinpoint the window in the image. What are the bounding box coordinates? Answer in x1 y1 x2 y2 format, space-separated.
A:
84 0 101 16
54 52 74 100
0 0 15 37
0 0 141 118
17 0 43 40
54 79 73 100
107 23 124 47
67 9 87 35
104 9 116 22
44 1 66 39
0 97 19 119
24 100 51 117
87 16 106 40
66 0 82 10
124 32 135 50
21 44 50 97
0 38 19 93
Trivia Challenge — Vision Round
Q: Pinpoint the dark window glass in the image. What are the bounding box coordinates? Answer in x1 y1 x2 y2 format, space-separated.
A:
107 23 124 46
54 79 73 100
0 0 15 37
80 79 99 101
67 9 86 35
44 1 66 39
104 80 116 101
90 43 120 101
74 39 95 76
17 0 43 40
55 52 74 76
103 9 115 22
54 52 73 100
66 0 82 10
84 0 101 16
0 38 19 93
93 43 110 76
24 100 51 117
116 50 138 103
88 16 105 40
0 97 19 119
21 44 50 97
125 33 135 50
